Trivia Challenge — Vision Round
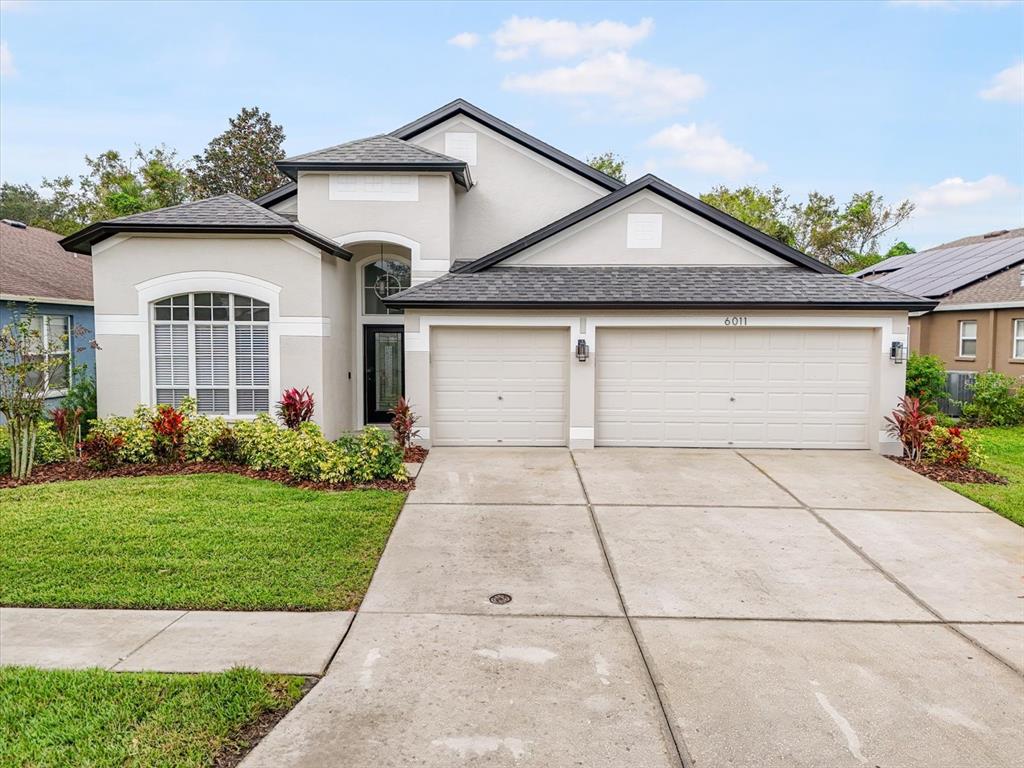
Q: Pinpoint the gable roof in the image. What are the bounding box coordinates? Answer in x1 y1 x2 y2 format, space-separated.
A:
853 230 1024 297
253 181 297 207
276 134 472 189
60 194 352 259
1 220 93 303
452 174 836 274
385 266 936 311
390 98 624 192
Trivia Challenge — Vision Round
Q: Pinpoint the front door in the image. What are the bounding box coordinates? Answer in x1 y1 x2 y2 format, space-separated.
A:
364 325 404 423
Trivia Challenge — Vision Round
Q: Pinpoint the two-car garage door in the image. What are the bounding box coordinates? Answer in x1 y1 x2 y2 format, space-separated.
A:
429 326 874 449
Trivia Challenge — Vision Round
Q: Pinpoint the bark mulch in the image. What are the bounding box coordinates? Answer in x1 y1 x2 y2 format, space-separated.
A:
0 461 414 493
889 456 1008 486
403 445 428 463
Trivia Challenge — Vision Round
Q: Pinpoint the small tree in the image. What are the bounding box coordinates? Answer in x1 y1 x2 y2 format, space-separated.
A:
188 107 288 200
905 352 948 412
0 306 71 478
587 152 627 183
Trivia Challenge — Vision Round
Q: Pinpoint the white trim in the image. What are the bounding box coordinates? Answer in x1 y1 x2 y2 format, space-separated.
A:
0 294 94 307
1013 318 1024 361
334 230 445 278
958 319 978 359
932 301 1024 312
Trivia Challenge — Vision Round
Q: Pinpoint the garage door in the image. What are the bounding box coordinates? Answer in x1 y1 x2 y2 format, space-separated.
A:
431 327 569 446
596 327 874 449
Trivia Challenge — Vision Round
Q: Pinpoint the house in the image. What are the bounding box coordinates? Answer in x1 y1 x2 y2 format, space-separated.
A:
855 229 1023 376
60 99 934 454
1 219 96 407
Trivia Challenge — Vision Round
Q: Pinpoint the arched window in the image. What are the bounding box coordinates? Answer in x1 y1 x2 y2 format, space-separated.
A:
362 259 410 315
152 292 270 415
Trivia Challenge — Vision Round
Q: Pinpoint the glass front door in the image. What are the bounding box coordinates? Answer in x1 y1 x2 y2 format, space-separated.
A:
364 325 404 423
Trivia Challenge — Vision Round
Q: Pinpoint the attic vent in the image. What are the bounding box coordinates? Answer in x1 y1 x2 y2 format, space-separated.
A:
983 229 1009 239
1 219 27 229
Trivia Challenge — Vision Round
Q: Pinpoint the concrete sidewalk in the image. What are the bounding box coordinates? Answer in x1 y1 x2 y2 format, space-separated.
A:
0 607 353 675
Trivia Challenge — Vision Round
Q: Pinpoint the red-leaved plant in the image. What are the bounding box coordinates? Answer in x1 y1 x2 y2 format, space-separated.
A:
151 404 189 463
388 396 420 450
277 387 315 429
885 395 935 462
929 426 972 467
79 432 124 471
51 405 84 461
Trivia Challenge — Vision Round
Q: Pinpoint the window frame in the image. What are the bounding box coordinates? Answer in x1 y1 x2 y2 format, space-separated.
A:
958 319 978 359
1013 318 1024 361
361 257 411 317
151 293 270 417
29 314 72 397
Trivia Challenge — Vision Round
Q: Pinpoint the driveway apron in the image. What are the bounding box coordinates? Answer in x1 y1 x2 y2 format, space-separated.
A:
244 447 1024 768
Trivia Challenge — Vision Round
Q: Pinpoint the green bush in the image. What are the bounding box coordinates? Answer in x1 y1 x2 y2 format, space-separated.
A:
276 422 333 480
88 406 157 464
178 399 230 462
0 420 64 473
342 426 405 483
233 413 283 470
961 371 1024 427
924 425 984 468
906 353 947 411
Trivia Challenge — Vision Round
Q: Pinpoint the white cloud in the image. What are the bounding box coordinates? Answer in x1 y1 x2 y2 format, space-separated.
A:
493 16 653 60
0 41 14 77
447 32 480 49
980 61 1024 103
914 175 1020 211
503 52 705 120
646 123 764 177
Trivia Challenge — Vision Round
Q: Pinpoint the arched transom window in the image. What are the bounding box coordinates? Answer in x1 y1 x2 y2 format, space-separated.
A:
362 259 410 315
152 292 270 415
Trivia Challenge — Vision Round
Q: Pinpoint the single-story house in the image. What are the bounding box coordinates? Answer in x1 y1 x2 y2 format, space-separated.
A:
1 218 96 408
60 99 934 454
855 229 1023 375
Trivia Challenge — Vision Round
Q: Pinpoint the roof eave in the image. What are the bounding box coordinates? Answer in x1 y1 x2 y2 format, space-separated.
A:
275 160 473 189
253 182 298 207
385 298 939 311
60 222 352 260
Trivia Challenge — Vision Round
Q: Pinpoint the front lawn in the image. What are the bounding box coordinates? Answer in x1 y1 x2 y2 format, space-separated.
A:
0 666 304 768
0 473 404 610
945 427 1024 527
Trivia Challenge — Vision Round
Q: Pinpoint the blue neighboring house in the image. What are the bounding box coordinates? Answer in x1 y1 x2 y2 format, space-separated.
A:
1 218 95 412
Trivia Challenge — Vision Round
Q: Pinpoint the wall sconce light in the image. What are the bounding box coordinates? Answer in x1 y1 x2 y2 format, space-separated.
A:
890 340 906 364
575 338 590 362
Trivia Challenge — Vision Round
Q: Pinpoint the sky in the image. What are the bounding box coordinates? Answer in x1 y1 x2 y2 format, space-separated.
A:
1 0 1021 250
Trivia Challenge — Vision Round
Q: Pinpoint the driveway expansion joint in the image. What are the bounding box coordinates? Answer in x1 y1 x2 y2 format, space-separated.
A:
735 450 1024 678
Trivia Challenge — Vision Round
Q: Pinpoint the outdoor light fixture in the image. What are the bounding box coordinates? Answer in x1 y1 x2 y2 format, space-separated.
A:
576 338 590 362
890 340 906 364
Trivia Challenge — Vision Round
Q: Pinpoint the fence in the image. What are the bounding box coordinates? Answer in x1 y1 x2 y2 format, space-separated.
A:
939 371 976 417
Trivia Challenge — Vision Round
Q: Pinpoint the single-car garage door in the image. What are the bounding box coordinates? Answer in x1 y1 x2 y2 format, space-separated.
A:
431 327 569 446
596 327 874 449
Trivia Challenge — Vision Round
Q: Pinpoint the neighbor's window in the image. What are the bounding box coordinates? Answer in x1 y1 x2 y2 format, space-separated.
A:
363 260 410 316
1014 319 1024 360
152 293 270 415
27 315 72 394
959 320 978 358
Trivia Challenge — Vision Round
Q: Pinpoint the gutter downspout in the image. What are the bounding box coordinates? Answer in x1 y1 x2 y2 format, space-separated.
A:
987 308 997 370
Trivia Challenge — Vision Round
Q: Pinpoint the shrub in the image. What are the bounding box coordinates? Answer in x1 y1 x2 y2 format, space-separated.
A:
885 395 935 462
343 426 406 484
389 396 420 450
182 414 230 462
79 431 125 470
50 406 84 461
61 373 97 433
961 371 1024 427
208 427 241 463
276 422 333 480
0 420 67 474
277 387 315 429
905 353 947 412
234 413 284 470
89 406 157 464
150 404 189 463
924 426 984 468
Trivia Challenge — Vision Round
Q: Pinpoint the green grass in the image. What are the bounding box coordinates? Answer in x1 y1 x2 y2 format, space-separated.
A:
944 426 1024 527
0 473 404 610
0 666 304 768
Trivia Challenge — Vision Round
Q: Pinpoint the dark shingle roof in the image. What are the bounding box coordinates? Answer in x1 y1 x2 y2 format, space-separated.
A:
386 266 937 310
253 181 297 207
1 221 93 302
59 194 351 259
853 234 1024 297
277 135 472 188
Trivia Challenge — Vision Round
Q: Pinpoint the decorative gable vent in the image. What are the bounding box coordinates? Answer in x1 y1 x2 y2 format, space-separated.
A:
444 132 477 166
626 213 663 249
329 174 419 202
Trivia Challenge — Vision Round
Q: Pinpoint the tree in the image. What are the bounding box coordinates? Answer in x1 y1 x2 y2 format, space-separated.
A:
700 185 795 246
886 241 916 258
188 107 288 200
587 152 627 183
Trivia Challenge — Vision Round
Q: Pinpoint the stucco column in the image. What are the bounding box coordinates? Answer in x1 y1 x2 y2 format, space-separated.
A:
403 313 432 446
568 316 596 448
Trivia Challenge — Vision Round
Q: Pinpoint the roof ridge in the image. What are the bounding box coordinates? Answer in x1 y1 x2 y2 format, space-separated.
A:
281 133 463 165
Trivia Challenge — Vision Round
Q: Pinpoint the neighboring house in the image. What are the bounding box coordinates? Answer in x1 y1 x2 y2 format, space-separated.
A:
60 99 933 454
1 219 96 408
855 229 1023 376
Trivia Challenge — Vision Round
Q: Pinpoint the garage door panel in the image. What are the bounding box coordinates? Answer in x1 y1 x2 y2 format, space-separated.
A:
597 327 873 449
431 327 569 446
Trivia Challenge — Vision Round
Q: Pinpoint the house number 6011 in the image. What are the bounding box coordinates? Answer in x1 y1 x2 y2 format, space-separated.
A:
724 316 748 326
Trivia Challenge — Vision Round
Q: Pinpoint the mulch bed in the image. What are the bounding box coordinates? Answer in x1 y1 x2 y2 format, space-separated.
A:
889 456 1008 485
0 460 414 492
403 445 428 463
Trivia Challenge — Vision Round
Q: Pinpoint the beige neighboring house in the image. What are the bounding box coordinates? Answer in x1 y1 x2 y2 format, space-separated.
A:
855 229 1023 376
60 99 934 454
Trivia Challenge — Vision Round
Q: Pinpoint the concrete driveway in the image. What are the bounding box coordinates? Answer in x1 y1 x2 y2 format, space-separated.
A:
244 448 1024 768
